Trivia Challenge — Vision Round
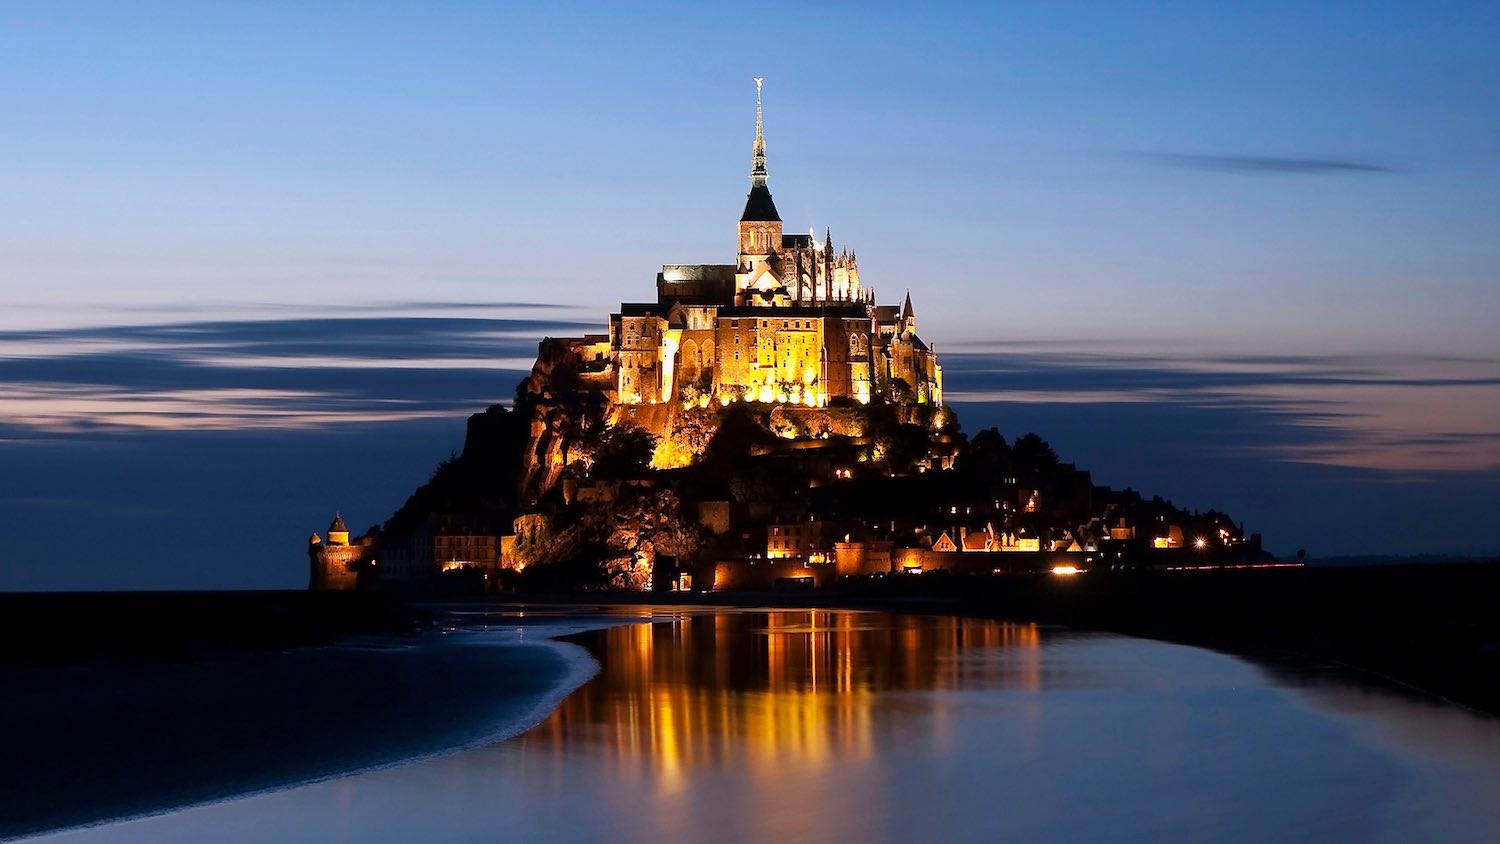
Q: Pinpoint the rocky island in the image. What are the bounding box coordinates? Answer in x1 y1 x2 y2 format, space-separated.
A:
308 82 1268 596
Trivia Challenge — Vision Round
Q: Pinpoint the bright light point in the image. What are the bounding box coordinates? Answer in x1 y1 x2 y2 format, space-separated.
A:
1194 538 1208 549
1051 565 1081 576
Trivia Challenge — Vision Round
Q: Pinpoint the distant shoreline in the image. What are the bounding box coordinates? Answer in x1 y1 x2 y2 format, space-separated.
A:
470 562 1500 717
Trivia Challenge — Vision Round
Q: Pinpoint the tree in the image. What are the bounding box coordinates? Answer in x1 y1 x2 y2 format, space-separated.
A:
589 424 657 479
679 371 714 407
652 408 718 469
968 427 1011 470
702 402 770 466
1011 433 1059 475
888 377 916 405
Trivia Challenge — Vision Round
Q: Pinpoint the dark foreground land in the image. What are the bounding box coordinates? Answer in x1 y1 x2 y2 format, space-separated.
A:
0 590 426 664
524 562 1500 716
0 592 574 839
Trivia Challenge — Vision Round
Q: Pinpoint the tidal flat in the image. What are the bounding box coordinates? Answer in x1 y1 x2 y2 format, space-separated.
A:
18 606 1500 844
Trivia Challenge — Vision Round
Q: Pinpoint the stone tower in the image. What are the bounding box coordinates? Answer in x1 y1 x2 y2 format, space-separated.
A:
736 78 784 304
308 512 368 590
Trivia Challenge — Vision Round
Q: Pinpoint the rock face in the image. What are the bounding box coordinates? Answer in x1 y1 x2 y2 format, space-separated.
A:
352 323 1263 597
515 338 611 501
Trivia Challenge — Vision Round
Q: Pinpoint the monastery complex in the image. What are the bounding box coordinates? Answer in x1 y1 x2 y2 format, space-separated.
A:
561 79 943 410
307 81 1265 594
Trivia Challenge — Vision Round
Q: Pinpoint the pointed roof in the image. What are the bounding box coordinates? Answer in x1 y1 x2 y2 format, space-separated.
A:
902 291 915 320
933 531 958 552
329 513 348 534
740 78 781 223
741 184 781 222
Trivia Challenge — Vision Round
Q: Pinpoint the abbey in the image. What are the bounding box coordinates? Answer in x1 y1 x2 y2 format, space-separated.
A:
582 80 942 409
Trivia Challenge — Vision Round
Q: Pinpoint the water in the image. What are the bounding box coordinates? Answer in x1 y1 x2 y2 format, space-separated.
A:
26 609 1500 843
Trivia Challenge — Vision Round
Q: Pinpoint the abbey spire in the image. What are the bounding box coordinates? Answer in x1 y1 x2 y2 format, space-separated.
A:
607 79 941 408
750 77 768 188
740 77 781 223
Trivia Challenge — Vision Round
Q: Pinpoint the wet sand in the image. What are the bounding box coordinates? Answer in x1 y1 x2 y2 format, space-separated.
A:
0 628 594 840
27 609 1500 844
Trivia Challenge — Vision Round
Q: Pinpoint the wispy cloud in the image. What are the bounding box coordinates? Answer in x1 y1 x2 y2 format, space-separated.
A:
4 308 1497 476
1136 153 1399 174
0 383 467 432
0 305 591 433
944 345 1500 474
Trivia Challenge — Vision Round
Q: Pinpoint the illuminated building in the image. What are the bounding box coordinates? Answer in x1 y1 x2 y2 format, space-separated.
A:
310 512 512 591
557 79 942 410
767 520 832 561
307 512 373 590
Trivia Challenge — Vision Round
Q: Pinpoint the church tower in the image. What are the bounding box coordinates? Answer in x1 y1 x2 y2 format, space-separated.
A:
736 78 784 305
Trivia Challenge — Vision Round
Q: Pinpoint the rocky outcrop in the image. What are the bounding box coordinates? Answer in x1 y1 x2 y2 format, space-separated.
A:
516 338 611 501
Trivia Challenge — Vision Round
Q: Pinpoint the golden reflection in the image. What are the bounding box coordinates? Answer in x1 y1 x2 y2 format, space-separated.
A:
522 612 1042 790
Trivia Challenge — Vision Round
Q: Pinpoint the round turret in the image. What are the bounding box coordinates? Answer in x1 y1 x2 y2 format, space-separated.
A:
327 513 351 546
309 532 322 545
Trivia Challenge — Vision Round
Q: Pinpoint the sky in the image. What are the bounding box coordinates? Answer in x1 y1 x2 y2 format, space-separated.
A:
1 2 1498 589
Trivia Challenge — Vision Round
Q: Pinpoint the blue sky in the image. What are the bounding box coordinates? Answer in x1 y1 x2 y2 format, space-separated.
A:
1 2 1497 588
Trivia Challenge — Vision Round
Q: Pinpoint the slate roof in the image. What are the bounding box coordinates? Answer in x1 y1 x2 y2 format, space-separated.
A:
740 184 781 222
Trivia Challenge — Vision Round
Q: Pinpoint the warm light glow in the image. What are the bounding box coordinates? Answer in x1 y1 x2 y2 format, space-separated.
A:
1194 537 1208 549
660 333 680 405
1050 565 1081 576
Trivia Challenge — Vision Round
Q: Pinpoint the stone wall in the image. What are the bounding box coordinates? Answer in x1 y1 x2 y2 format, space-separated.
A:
710 559 838 590
309 545 367 591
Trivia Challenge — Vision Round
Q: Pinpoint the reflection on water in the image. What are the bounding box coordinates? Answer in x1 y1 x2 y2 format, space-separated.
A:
526 613 1043 791
32 609 1500 844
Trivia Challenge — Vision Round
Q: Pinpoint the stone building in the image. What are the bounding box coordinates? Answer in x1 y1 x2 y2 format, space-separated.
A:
767 520 832 562
307 513 373 590
550 79 942 411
